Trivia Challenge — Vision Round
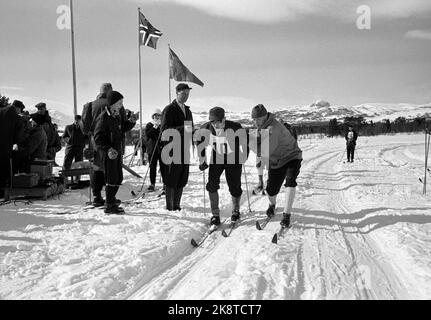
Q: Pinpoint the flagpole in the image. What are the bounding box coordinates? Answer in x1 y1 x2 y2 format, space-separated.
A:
138 7 143 165
69 0 77 116
168 44 172 103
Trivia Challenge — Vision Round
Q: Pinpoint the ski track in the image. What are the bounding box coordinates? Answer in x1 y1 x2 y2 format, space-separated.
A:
1 135 431 299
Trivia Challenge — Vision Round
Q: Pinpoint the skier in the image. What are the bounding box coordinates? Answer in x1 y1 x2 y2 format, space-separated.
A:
93 91 138 214
345 126 358 163
249 104 302 228
197 107 248 226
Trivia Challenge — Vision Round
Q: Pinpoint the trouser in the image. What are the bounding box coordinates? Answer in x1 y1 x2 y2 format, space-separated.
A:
266 159 302 197
165 186 183 211
347 145 355 161
206 164 243 198
149 152 162 185
63 145 84 170
106 185 119 206
91 170 105 198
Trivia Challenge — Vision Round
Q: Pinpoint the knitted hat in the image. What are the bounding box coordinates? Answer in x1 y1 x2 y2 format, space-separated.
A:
152 108 162 117
209 107 225 122
251 104 268 119
107 91 124 106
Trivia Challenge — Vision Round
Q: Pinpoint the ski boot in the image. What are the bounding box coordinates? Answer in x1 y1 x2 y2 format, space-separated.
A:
105 204 125 215
252 184 264 195
266 204 276 218
210 215 221 226
147 184 155 192
231 210 240 222
92 195 105 208
280 212 291 228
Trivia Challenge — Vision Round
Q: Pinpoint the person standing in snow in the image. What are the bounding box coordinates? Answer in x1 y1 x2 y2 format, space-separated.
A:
93 91 138 214
62 115 87 171
160 83 194 211
249 104 302 227
197 107 248 225
345 126 358 163
145 108 164 192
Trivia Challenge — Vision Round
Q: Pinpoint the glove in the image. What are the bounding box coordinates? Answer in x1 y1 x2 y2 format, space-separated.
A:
256 161 261 169
108 148 118 160
13 144 19 151
199 162 209 171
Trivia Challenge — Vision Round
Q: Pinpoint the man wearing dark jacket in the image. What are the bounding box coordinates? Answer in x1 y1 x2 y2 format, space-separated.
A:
62 115 87 170
93 91 137 214
145 108 163 191
84 83 130 207
31 103 61 162
345 126 358 163
0 104 25 196
197 107 248 225
160 83 194 211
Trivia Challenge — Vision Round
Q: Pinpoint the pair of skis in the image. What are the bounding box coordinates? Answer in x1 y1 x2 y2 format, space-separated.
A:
191 216 289 247
256 216 290 244
191 218 234 247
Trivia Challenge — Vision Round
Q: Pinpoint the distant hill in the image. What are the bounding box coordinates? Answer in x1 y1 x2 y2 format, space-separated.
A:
193 102 431 126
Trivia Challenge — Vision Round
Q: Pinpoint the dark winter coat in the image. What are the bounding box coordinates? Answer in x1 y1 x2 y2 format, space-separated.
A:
345 130 358 147
43 123 61 161
198 120 249 166
62 123 87 147
0 106 25 187
160 100 194 164
145 122 161 158
93 107 136 185
27 125 48 160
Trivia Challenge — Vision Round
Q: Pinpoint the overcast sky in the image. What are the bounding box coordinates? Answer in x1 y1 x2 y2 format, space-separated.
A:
1 0 431 122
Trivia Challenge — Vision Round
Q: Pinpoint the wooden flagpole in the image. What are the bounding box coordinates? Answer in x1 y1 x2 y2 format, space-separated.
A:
69 0 77 116
168 44 172 103
138 7 143 165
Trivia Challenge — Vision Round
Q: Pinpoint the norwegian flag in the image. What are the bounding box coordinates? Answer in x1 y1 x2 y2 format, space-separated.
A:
139 12 162 49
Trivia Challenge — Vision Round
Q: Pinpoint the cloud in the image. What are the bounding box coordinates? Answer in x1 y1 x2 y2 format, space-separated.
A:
142 0 431 23
0 86 24 91
405 29 431 41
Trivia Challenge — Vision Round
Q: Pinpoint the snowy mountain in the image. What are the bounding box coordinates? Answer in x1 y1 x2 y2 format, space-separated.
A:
27 108 74 130
193 102 431 125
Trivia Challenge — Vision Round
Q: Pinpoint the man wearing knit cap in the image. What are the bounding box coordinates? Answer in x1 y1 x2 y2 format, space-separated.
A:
250 104 302 228
11 100 25 115
160 83 194 211
197 106 248 225
93 91 137 214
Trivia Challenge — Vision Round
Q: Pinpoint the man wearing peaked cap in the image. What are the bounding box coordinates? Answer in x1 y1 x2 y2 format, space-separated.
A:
197 106 249 226
159 83 194 211
145 108 164 192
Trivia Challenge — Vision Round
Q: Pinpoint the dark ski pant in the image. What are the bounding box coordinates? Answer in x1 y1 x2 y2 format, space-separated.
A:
149 152 163 186
162 163 190 211
63 145 84 170
90 170 105 199
266 159 302 197
347 144 355 161
206 164 243 198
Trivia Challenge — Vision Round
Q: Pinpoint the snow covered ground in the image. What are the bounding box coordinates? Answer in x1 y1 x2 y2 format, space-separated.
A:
1 133 431 300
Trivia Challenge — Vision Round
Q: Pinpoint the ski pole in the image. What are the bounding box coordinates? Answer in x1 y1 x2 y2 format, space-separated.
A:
243 164 252 214
339 149 346 162
203 170 206 216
